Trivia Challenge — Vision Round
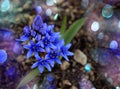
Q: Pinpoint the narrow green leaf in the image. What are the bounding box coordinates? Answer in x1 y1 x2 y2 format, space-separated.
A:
62 18 86 44
16 68 39 89
60 16 67 34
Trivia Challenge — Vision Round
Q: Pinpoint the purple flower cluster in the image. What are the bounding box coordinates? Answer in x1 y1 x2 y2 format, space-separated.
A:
0 29 22 60
19 15 73 73
0 60 25 89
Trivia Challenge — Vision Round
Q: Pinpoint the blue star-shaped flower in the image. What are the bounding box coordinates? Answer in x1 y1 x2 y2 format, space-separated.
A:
24 41 44 59
60 43 74 61
19 26 31 41
31 57 51 73
52 38 64 49
42 35 56 52
46 24 61 38
46 25 55 36
46 49 62 65
38 23 47 35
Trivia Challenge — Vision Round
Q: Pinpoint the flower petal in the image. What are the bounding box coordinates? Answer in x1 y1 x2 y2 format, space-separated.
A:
31 62 39 69
35 35 41 41
31 30 36 37
47 59 55 67
30 40 34 45
38 65 44 73
54 32 61 37
27 50 33 59
60 39 64 46
50 44 56 49
67 51 74 56
37 41 44 48
20 35 29 41
63 55 69 61
46 47 50 53
24 45 30 49
44 63 51 71
55 58 62 64
23 26 30 33
39 48 45 52
34 52 40 59
66 43 71 49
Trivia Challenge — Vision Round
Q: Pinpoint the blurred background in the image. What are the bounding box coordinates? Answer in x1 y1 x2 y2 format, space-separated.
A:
0 0 120 89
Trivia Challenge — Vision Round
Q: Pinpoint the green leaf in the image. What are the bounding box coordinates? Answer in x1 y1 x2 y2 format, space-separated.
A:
62 18 86 44
16 68 39 89
60 16 67 35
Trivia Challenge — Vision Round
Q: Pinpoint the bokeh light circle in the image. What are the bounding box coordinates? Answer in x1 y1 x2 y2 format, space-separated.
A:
46 8 52 16
102 4 113 18
91 21 100 31
116 86 120 89
98 32 104 39
118 21 120 28
46 0 54 6
81 0 89 8
0 49 7 63
84 63 92 72
0 0 11 12
109 40 118 50
35 6 42 14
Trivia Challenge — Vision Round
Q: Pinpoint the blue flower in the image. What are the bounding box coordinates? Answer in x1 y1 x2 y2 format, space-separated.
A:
60 43 74 61
32 15 43 31
46 49 62 65
31 30 36 37
52 38 64 48
31 57 51 73
46 25 55 36
35 34 41 41
19 15 74 73
19 26 31 41
38 23 47 35
0 49 7 63
24 41 44 59
42 35 56 52
46 24 61 38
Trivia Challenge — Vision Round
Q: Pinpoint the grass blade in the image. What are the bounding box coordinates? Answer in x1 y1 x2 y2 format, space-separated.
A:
16 68 39 89
60 16 67 34
62 18 86 44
